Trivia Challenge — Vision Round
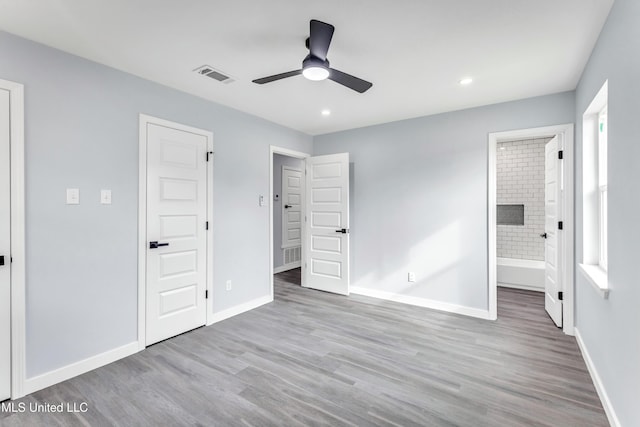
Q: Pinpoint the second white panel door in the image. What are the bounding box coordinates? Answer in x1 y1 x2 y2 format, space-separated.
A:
303 153 350 295
146 123 208 345
544 135 562 327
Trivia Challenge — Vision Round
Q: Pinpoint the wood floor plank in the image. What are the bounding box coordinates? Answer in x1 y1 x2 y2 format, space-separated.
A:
1 269 608 426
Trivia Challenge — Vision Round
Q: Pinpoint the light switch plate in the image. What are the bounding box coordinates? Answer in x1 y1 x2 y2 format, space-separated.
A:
101 189 112 205
259 195 266 207
66 188 80 205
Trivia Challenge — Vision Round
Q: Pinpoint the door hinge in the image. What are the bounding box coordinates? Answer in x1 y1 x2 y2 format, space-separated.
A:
558 150 564 160
206 151 214 162
205 290 209 299
558 221 563 230
558 291 563 301
206 221 209 230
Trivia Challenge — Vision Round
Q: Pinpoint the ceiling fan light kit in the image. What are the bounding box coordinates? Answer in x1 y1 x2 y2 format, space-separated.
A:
302 66 329 81
302 57 330 81
253 19 372 93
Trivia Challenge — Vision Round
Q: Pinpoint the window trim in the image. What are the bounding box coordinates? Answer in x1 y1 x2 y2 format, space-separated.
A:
581 80 608 297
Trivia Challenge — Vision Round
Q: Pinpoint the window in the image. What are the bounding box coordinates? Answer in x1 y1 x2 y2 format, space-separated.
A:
580 80 608 297
598 106 608 270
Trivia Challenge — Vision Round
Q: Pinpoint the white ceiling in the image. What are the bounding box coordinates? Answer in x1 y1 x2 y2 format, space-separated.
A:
0 0 614 135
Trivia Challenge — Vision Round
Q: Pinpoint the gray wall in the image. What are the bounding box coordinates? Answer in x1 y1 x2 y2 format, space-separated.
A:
0 31 312 378
314 92 574 311
574 0 640 424
273 154 304 268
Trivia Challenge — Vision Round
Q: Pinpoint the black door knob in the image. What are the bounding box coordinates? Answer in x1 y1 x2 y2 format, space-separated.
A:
284 204 292 209
540 233 547 239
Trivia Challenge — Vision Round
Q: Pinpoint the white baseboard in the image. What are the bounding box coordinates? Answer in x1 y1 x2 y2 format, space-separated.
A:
350 287 492 320
273 263 301 274
498 282 544 292
23 341 139 396
20 295 273 397
575 328 620 427
208 295 273 325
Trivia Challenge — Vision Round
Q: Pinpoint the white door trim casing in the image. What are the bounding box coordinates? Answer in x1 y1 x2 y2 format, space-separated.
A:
138 114 214 350
488 124 575 334
269 146 310 301
0 79 26 399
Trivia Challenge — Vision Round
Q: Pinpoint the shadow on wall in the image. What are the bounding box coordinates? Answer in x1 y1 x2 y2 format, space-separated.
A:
352 220 468 300
347 149 484 309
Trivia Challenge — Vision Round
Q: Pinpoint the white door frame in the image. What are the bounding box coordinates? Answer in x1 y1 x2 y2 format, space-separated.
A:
269 146 310 299
0 79 26 399
138 114 214 350
488 123 575 334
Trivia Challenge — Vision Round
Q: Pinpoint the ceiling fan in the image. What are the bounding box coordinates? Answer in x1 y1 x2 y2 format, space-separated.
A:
252 20 373 93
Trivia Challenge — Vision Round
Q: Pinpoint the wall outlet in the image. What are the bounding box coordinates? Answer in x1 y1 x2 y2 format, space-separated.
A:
226 280 232 291
408 272 416 282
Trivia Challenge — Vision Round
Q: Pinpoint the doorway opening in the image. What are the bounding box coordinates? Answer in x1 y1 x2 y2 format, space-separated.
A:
274 154 305 275
488 124 575 334
269 147 352 299
270 147 309 297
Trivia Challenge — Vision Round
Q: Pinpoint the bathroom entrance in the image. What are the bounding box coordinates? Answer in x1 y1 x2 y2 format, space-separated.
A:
488 124 575 334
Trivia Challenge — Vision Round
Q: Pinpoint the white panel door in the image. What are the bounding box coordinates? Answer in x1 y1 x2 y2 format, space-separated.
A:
0 89 10 401
303 153 349 295
146 123 208 345
544 136 562 327
282 167 302 248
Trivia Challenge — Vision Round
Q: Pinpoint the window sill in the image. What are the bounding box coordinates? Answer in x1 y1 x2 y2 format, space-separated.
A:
579 264 609 299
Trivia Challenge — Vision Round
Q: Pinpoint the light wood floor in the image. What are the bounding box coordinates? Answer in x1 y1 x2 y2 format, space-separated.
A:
1 269 608 426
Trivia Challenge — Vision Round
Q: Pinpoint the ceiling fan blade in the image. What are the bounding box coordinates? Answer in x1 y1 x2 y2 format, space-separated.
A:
253 70 302 84
328 68 373 93
309 20 334 61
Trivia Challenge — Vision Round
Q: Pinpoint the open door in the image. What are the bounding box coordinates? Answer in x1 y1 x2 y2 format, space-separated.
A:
544 136 562 326
303 153 350 295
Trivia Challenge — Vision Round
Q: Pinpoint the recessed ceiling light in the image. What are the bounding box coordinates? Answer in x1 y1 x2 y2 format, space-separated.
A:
459 77 473 85
321 109 331 116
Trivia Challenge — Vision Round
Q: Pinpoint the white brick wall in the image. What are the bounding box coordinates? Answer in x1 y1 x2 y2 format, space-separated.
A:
496 138 551 261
